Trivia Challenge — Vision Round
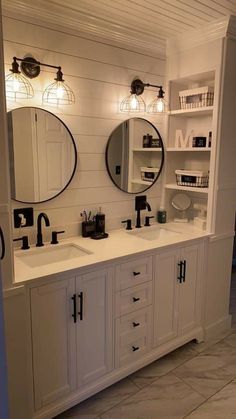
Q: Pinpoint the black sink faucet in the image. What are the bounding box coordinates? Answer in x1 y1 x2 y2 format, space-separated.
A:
36 213 50 247
135 195 152 228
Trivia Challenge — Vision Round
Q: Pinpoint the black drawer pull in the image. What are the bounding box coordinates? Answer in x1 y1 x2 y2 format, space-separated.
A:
133 322 140 328
78 291 83 321
183 260 186 282
71 294 77 323
132 345 139 352
133 297 140 302
133 271 140 276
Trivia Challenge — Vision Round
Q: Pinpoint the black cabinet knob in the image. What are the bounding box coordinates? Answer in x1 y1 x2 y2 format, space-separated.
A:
133 271 140 276
133 321 140 328
132 345 140 352
133 297 140 303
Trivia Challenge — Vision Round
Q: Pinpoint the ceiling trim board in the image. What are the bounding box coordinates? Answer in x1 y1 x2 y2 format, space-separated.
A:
1 1 166 57
167 16 236 54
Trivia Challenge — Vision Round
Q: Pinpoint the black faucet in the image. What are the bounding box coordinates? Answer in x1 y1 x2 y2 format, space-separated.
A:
36 213 50 247
135 195 152 228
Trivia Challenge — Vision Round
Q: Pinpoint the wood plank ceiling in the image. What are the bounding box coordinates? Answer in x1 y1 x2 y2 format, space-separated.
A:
2 0 236 54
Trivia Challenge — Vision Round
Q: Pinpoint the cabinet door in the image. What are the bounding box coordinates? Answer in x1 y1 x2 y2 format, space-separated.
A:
76 268 113 386
154 249 179 347
31 278 76 410
179 244 202 336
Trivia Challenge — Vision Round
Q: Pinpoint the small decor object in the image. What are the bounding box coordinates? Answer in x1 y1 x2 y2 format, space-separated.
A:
175 170 209 188
143 134 152 148
175 129 193 148
157 209 167 223
150 137 162 148
192 136 207 147
179 86 214 110
82 221 96 237
140 167 159 182
208 131 212 147
172 193 191 223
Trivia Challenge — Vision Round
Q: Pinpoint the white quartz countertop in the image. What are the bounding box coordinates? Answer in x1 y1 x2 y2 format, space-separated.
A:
13 222 210 285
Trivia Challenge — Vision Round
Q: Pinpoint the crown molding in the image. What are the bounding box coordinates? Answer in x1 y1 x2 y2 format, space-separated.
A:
167 16 236 55
1 0 166 58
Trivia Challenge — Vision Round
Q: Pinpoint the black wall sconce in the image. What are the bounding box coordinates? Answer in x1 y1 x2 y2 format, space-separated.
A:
120 78 167 113
5 56 75 105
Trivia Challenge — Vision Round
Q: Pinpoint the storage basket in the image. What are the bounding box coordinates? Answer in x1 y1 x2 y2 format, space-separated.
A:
175 170 209 188
179 86 214 110
141 167 159 182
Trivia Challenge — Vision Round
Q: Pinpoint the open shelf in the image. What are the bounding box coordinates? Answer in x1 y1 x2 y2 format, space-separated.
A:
131 179 153 185
166 147 211 152
168 106 214 117
132 148 162 152
165 183 209 193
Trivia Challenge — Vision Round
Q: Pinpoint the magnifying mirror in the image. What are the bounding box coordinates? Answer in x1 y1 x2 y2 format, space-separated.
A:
171 193 191 223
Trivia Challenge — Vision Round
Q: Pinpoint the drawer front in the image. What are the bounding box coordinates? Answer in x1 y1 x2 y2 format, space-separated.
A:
115 332 151 368
115 282 152 317
115 256 152 291
116 306 152 341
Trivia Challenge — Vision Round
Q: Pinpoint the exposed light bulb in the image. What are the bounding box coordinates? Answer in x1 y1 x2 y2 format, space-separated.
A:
12 75 20 92
130 94 139 110
156 98 165 113
56 83 64 99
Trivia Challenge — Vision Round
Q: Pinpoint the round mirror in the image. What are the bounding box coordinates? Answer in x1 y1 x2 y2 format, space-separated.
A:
106 118 164 193
171 193 191 222
7 107 77 203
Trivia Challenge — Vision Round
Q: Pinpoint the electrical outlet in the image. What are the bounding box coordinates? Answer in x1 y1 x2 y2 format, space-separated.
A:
14 208 34 228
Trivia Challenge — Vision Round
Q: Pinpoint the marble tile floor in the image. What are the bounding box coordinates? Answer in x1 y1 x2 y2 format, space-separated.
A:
55 270 236 419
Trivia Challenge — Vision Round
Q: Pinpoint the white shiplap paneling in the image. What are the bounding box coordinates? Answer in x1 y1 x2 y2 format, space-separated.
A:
3 16 165 241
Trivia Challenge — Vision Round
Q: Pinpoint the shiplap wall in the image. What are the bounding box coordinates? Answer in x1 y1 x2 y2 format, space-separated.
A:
3 15 166 242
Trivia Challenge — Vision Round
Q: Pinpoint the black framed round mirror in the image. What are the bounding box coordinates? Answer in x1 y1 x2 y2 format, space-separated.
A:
7 107 77 204
106 118 164 194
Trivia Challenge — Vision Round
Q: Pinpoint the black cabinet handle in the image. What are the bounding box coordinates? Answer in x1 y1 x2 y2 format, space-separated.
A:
133 297 140 303
133 321 140 328
0 227 5 260
177 261 183 283
78 291 83 320
183 260 186 282
132 345 139 352
133 271 140 276
71 294 77 323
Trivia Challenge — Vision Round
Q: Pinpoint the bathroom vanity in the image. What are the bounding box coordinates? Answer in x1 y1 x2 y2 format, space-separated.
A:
12 223 208 419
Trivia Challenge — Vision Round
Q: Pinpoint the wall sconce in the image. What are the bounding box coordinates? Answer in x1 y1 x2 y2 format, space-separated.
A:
120 78 167 113
5 56 75 105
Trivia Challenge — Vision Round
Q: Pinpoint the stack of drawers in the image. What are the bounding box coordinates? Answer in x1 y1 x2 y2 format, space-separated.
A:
114 255 153 367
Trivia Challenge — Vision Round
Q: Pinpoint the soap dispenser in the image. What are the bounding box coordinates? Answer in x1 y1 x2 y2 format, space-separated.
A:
95 207 105 233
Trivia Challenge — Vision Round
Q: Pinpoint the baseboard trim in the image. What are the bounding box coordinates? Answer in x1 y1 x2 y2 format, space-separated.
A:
204 315 232 340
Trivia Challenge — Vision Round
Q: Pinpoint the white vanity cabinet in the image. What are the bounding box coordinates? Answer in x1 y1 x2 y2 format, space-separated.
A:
30 267 113 411
154 242 204 347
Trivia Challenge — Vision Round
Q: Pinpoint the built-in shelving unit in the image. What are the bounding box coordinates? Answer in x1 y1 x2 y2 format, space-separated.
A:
164 70 215 228
132 148 162 152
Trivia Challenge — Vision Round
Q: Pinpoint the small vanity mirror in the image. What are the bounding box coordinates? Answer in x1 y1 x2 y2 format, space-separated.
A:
171 193 191 222
106 118 164 193
8 107 77 203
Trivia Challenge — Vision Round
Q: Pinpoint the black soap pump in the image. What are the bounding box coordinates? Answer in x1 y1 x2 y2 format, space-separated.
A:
96 207 105 233
91 207 109 239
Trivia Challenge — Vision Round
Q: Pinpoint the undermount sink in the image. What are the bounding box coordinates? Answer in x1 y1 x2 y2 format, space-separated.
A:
15 243 92 268
127 225 181 241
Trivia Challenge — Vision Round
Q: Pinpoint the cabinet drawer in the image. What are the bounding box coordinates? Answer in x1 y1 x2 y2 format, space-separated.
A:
115 282 152 317
116 306 152 341
115 256 152 291
115 332 151 368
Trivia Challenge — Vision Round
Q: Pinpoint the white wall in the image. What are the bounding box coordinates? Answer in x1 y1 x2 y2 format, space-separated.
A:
2 15 166 244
